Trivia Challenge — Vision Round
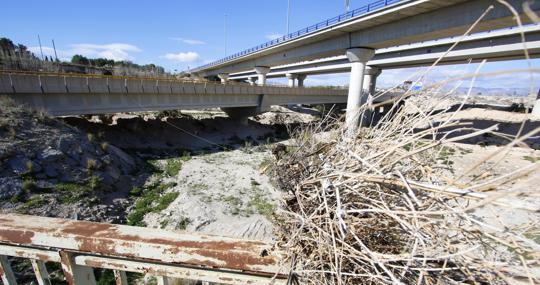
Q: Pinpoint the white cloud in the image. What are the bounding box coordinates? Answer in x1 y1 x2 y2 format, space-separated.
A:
28 43 141 61
69 43 141 61
265 33 283 40
170 37 206 45
162 52 200 63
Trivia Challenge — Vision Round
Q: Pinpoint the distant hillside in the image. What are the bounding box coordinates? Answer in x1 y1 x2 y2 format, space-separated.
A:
0 36 173 78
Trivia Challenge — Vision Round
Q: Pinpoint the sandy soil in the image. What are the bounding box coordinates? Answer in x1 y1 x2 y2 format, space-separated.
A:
144 148 280 241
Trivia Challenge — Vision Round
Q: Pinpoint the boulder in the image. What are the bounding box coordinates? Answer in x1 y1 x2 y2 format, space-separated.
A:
106 145 135 174
7 155 30 174
0 177 22 200
37 148 64 162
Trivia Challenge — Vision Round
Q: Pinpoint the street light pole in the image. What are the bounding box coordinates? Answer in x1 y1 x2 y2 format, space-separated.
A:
286 0 291 35
345 0 350 12
224 13 228 56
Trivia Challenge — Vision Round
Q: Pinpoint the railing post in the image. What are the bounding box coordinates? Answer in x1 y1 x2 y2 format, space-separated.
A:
156 276 169 285
113 270 128 285
31 259 51 285
0 255 17 285
59 252 96 285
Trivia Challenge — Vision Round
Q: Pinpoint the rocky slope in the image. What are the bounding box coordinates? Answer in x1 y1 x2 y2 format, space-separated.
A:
0 97 142 222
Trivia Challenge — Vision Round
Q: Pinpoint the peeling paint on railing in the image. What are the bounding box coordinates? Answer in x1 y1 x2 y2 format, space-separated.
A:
0 214 288 285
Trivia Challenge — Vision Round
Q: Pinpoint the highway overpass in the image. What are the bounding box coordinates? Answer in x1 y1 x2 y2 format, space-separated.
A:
191 0 540 130
228 25 540 82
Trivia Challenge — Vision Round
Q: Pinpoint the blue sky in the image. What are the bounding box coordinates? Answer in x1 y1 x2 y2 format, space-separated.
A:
1 0 538 90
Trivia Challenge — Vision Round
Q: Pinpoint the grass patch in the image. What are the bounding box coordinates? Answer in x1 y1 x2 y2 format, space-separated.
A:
249 191 275 218
127 182 178 227
176 217 191 230
55 183 93 204
523 155 540 163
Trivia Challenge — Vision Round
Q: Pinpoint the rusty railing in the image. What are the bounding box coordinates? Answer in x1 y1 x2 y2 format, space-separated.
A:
0 214 288 285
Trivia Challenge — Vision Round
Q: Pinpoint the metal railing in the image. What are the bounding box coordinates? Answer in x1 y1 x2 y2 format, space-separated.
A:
0 70 348 93
193 0 403 71
0 214 288 285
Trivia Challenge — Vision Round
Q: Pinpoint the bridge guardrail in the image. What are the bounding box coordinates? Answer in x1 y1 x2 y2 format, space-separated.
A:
193 0 403 71
0 214 289 285
0 71 348 96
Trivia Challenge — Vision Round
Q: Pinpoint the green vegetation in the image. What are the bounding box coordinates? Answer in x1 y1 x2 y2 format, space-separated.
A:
160 219 169 229
437 146 456 166
248 191 275 218
55 183 94 204
176 217 191 230
70 54 166 73
523 155 540 163
127 182 178 227
148 153 191 177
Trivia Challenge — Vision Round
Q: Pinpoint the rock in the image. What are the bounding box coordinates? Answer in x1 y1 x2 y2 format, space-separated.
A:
7 155 30 174
81 154 102 170
30 160 42 173
37 148 63 162
105 165 121 180
43 166 59 178
56 137 73 154
101 154 112 165
0 177 22 200
94 171 115 186
106 145 135 173
114 175 132 192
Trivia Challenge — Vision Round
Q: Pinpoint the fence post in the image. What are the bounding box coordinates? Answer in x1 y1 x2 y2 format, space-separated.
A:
31 259 51 285
156 276 169 285
113 270 128 285
0 255 17 285
59 251 96 285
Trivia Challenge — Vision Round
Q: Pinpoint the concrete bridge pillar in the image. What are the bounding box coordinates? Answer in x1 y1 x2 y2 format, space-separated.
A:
297 74 307 87
345 48 375 135
286 73 298 87
247 76 257 86
254 66 271 86
363 67 382 96
218 73 229 84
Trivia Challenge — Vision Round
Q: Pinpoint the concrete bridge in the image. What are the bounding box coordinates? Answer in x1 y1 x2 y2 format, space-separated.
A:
0 72 346 117
228 24 540 84
192 0 540 130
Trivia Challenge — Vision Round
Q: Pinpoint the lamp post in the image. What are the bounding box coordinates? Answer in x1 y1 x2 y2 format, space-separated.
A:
286 0 291 35
224 13 228 56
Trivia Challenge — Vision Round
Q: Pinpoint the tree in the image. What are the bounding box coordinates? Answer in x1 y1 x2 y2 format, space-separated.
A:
71 54 90 65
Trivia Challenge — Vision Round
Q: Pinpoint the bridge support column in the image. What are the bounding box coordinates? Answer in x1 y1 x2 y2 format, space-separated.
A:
222 107 260 126
286 73 298 87
345 48 375 135
217 73 229 84
297 75 307 87
254 66 271 86
363 67 382 96
247 76 257 86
